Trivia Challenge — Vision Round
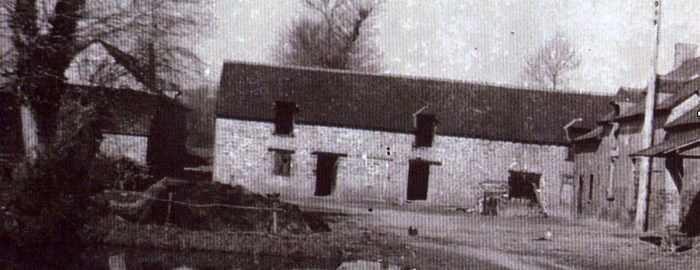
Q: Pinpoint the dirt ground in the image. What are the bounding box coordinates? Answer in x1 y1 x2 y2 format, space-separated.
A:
295 199 700 270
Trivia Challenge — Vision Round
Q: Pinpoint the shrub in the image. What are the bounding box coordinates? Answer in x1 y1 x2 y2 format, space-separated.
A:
1 91 111 269
90 156 154 191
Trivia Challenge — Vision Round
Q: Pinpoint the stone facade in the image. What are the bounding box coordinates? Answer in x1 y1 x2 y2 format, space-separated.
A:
574 78 700 231
213 118 574 215
99 133 149 165
574 117 672 229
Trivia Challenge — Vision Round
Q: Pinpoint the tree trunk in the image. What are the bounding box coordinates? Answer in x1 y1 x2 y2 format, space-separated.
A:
20 105 39 161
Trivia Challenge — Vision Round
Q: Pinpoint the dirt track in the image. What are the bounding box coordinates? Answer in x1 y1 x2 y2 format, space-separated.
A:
297 200 700 270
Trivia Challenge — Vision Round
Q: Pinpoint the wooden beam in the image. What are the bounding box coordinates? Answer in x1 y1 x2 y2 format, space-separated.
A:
268 148 295 154
409 158 442 166
311 151 347 157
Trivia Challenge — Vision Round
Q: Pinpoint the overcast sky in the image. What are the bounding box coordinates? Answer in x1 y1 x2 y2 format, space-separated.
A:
195 0 700 94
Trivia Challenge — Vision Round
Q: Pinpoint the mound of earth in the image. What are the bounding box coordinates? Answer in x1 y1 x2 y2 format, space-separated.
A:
109 178 329 234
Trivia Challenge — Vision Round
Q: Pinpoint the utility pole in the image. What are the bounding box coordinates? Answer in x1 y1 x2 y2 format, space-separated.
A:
635 0 662 232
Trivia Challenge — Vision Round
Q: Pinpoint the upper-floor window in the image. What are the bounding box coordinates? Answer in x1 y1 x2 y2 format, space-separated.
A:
274 101 298 135
414 114 437 147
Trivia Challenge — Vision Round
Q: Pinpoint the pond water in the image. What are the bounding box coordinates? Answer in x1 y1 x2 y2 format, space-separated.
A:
78 246 342 270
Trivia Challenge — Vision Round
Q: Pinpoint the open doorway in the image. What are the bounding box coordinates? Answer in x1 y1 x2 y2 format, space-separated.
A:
313 152 344 196
508 171 541 205
407 161 430 200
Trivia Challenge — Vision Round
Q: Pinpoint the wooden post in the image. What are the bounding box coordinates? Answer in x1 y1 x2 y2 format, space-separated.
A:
165 192 173 225
272 202 278 234
635 0 662 232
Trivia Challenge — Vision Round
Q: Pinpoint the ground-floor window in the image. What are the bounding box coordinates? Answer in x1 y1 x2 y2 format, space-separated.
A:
269 148 293 176
507 171 541 204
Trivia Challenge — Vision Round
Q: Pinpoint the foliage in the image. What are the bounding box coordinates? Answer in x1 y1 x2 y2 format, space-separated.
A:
522 32 581 91
274 0 384 72
1 91 110 269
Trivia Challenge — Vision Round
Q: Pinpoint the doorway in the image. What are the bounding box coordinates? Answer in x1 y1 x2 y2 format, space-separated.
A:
407 161 430 200
314 153 340 196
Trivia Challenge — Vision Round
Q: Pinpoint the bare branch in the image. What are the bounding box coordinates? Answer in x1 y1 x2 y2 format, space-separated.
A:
522 32 580 91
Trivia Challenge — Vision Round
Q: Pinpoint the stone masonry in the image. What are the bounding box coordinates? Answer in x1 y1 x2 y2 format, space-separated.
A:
213 118 573 215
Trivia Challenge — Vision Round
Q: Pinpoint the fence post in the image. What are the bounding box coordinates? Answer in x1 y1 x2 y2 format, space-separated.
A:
272 202 278 234
165 192 173 224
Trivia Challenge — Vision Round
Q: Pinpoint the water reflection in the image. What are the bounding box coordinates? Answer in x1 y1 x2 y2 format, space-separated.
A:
83 246 341 270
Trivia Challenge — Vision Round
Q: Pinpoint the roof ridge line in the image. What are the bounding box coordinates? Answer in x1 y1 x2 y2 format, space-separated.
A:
222 60 613 97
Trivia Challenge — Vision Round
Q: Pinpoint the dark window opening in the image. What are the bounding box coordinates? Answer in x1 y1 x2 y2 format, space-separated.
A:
507 171 540 204
414 114 437 147
314 154 341 196
270 149 293 176
631 157 639 208
407 161 431 200
578 175 584 214
589 174 594 201
566 145 575 161
607 157 617 201
274 101 298 135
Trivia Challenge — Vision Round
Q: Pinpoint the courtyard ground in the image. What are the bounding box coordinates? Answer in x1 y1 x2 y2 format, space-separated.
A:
295 199 700 270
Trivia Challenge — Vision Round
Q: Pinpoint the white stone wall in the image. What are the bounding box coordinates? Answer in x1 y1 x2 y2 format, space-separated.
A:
99 133 148 165
213 118 573 213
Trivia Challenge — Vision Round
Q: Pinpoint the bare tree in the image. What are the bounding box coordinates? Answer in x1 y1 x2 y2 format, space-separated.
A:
522 32 581 91
70 0 212 92
275 0 384 72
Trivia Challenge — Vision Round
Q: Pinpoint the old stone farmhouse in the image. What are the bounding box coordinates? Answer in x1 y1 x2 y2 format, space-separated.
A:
214 62 611 215
571 43 700 232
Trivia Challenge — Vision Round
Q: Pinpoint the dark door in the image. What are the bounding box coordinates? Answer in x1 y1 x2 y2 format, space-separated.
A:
407 162 430 200
314 154 339 196
577 175 584 215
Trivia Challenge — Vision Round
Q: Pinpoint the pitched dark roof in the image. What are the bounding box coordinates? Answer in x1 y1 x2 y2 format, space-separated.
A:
665 105 700 130
217 62 613 145
0 84 187 138
657 78 700 110
632 128 700 157
70 85 188 136
614 87 646 103
660 57 700 82
614 79 697 121
572 126 605 142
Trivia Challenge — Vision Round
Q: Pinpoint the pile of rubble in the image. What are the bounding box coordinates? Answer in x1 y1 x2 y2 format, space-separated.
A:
106 178 329 234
